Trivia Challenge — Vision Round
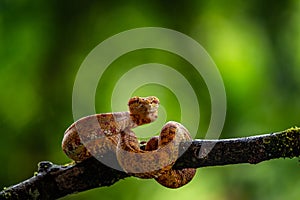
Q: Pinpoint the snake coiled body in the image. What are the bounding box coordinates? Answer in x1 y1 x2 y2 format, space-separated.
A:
62 96 196 188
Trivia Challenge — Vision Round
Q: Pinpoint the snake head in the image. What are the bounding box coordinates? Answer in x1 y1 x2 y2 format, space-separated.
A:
128 96 159 126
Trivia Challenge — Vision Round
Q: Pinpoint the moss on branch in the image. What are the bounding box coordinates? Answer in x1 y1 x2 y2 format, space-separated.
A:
1 127 299 200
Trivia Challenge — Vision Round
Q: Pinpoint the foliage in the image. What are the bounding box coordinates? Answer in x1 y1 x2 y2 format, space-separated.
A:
0 0 300 199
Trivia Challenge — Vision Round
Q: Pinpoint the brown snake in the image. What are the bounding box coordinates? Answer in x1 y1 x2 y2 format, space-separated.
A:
62 96 196 188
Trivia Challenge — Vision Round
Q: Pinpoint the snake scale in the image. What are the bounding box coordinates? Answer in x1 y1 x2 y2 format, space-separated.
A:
62 96 196 188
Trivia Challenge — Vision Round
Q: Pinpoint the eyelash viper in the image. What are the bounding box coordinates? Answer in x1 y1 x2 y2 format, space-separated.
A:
62 96 196 188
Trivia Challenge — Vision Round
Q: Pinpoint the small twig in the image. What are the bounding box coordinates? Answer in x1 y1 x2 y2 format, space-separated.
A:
1 127 299 200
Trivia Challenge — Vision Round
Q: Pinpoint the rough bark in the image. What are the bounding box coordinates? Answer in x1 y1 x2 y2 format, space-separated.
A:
1 127 299 200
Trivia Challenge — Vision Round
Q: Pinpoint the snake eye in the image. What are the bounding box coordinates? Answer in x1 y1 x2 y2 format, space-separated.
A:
147 96 160 105
128 96 140 106
152 98 159 104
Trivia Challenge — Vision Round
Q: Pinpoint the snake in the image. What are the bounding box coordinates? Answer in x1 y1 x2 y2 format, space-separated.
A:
62 96 196 188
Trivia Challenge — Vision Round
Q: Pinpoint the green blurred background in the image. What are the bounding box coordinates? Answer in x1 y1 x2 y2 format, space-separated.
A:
1 0 300 199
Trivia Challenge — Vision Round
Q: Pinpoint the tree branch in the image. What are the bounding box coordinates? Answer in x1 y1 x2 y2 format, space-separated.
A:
1 127 299 200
